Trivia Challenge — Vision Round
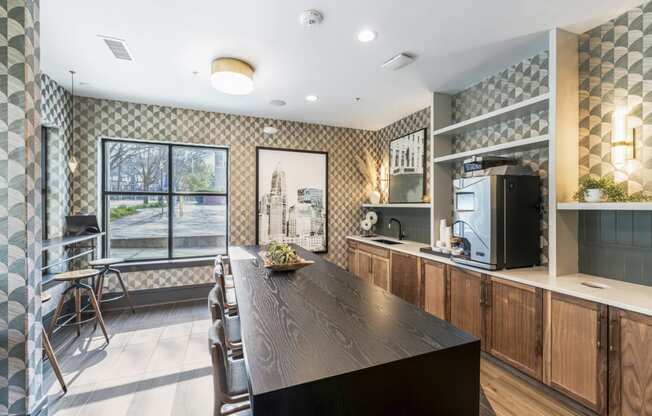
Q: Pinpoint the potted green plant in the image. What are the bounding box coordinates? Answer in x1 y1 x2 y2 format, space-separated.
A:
573 176 627 202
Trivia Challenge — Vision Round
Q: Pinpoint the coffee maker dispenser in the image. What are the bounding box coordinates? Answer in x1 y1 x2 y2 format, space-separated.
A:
452 167 540 270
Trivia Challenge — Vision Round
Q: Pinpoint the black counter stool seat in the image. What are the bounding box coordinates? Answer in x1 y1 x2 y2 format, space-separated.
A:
209 320 250 416
49 269 110 344
209 286 242 352
42 293 67 393
89 257 135 314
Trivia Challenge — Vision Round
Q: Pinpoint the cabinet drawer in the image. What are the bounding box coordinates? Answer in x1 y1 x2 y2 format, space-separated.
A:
347 240 358 250
358 243 390 259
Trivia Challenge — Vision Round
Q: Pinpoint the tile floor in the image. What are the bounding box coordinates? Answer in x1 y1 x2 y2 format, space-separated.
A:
45 301 213 416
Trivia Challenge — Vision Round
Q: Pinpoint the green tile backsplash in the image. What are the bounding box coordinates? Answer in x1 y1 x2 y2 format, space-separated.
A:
363 207 431 244
579 211 652 287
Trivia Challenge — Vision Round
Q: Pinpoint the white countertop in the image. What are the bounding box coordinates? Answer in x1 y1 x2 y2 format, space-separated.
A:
347 235 652 317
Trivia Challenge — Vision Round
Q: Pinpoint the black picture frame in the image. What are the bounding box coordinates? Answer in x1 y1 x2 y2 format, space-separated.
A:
256 146 329 253
388 128 427 204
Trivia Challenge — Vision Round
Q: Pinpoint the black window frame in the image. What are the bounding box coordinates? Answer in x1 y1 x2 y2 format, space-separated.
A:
101 138 229 263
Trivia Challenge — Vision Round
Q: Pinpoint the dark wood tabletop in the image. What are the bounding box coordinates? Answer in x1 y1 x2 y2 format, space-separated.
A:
229 245 479 415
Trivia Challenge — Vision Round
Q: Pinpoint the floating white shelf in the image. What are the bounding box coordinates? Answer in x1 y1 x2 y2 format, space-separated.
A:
362 203 430 209
432 93 550 137
557 202 652 211
432 135 549 164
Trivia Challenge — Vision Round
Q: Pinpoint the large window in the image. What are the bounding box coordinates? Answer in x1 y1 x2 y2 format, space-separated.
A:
102 139 228 261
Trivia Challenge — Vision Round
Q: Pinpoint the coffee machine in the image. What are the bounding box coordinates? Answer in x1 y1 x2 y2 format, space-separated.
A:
452 166 540 270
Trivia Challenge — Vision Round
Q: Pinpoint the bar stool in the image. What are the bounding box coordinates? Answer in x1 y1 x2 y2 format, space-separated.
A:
208 285 242 353
88 257 135 314
49 269 110 344
42 293 67 393
209 320 251 416
214 261 238 314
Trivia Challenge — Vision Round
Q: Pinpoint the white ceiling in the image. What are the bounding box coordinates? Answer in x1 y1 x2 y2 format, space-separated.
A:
41 0 640 130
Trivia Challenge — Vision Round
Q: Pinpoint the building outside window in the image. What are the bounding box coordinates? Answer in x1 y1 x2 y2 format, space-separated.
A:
102 139 228 261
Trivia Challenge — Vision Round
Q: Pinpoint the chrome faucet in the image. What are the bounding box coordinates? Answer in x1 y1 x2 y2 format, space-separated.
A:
388 218 406 240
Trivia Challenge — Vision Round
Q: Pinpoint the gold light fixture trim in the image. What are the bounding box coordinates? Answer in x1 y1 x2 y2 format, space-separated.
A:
210 57 255 95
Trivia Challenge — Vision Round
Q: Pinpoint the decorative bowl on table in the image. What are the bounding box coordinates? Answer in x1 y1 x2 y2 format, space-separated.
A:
259 241 314 272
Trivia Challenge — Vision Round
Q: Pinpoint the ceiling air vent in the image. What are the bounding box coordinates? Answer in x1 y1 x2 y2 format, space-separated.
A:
98 35 133 61
380 53 415 70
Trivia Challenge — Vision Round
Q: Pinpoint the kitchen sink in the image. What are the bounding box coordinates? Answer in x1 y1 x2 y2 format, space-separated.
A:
371 239 403 245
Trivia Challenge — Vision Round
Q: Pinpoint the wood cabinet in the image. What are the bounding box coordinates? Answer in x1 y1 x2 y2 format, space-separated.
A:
485 278 543 380
354 242 390 291
548 293 607 414
390 252 421 306
449 267 485 348
347 241 358 276
609 307 652 416
422 259 449 320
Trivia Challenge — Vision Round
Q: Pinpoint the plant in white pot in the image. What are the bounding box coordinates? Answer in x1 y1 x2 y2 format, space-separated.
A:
573 176 626 202
356 150 380 203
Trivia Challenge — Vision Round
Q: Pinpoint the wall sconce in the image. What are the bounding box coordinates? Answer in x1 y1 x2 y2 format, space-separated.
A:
611 108 635 170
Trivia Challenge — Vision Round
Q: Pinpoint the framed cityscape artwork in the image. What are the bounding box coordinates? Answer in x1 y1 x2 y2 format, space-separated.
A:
388 128 427 203
256 147 328 253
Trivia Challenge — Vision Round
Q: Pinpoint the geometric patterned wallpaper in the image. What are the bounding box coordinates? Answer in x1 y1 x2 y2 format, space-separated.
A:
579 1 650 194
40 73 72 240
1 0 44 414
71 96 377 276
451 51 550 264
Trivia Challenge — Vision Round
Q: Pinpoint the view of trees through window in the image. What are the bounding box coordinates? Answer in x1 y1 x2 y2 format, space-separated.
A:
103 140 228 261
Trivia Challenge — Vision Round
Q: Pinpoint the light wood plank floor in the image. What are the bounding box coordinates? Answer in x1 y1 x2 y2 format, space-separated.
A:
45 300 580 416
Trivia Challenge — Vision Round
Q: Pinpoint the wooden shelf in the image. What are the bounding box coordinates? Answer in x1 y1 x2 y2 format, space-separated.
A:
432 93 550 137
557 202 652 211
362 203 430 209
432 135 549 164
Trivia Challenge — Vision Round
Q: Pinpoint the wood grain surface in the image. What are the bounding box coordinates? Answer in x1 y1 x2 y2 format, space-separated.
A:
230 245 480 415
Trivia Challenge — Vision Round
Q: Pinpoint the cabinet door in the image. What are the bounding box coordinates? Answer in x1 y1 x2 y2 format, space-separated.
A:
347 248 358 277
609 307 652 416
449 267 484 344
549 293 607 414
372 256 390 291
487 278 543 380
390 252 421 306
422 260 449 321
357 251 373 283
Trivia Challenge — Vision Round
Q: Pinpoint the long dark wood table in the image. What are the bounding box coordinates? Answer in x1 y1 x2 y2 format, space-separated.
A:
229 245 480 415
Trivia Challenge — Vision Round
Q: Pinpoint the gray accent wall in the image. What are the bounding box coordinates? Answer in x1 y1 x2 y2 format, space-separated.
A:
579 211 652 286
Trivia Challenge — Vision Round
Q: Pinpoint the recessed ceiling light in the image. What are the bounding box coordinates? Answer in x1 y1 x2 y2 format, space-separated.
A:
305 94 319 102
210 57 254 95
270 99 286 107
357 29 377 43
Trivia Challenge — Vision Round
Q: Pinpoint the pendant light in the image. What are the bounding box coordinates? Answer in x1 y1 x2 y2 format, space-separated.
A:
67 70 79 173
210 58 254 95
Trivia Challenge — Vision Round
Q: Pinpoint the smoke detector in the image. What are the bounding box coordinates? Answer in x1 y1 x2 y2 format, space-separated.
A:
299 10 323 27
380 53 416 71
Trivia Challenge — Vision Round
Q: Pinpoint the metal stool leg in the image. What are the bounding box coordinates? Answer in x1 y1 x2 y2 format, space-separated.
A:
43 329 67 392
74 286 82 337
110 268 135 314
84 283 110 343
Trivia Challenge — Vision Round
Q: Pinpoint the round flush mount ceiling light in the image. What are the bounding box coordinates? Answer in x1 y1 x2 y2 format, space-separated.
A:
305 94 319 102
263 126 279 135
210 57 254 95
357 29 377 43
269 99 286 107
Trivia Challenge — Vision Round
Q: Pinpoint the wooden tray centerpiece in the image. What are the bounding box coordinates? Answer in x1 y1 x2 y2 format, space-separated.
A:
259 242 314 272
